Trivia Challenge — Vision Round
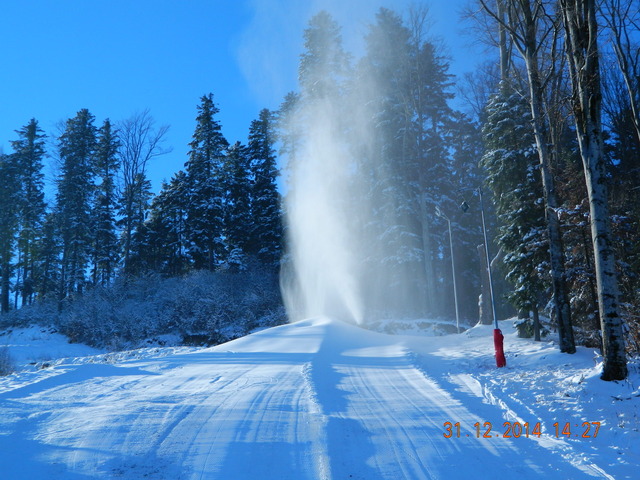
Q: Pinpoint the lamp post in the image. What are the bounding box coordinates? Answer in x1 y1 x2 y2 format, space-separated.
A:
436 206 460 333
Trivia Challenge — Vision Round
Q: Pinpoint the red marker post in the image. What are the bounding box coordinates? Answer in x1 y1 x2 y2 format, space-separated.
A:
494 328 506 368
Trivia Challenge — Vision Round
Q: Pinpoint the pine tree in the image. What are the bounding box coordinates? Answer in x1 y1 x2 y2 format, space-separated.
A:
0 153 21 313
358 7 458 317
481 84 547 337
35 212 61 299
55 109 97 298
185 94 229 270
224 142 252 270
247 109 282 265
92 119 120 286
11 119 47 306
141 172 190 275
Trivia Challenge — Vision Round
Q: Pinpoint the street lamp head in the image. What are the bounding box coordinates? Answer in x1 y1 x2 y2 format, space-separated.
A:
460 201 470 213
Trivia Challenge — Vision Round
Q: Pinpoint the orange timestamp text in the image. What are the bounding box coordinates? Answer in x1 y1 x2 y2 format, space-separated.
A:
443 421 601 439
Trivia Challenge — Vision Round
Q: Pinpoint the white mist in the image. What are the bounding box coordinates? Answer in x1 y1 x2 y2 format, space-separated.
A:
282 101 364 324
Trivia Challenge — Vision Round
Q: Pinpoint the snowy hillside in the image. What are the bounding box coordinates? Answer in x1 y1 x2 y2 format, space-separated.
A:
0 319 638 479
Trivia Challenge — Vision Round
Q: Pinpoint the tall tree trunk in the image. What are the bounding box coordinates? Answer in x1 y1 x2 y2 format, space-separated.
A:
523 44 576 354
560 0 627 380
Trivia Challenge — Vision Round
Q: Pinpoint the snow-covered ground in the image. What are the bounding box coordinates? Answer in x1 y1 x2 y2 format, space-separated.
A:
0 318 638 479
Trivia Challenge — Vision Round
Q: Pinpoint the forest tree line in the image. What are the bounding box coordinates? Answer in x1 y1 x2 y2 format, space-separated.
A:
1 2 639 379
0 100 282 312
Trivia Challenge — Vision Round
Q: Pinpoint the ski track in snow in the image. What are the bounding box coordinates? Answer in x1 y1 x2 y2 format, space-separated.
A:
0 318 635 479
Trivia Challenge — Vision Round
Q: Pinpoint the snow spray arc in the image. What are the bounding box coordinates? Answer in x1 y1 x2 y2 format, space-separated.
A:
279 14 437 323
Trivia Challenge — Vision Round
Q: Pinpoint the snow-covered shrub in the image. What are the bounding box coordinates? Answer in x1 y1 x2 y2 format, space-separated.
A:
0 296 60 330
0 346 14 376
51 268 286 350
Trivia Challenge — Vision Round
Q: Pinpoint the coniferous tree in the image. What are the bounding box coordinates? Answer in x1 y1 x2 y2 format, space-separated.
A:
481 84 547 337
448 112 485 321
356 8 422 317
358 7 458 317
55 109 97 298
224 141 252 269
185 94 229 270
137 171 190 275
36 212 61 299
92 119 120 285
11 119 47 306
247 109 282 265
478 0 576 354
0 154 21 313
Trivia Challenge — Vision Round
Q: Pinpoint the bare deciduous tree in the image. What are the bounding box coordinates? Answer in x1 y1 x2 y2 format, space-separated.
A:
601 0 640 143
117 110 170 274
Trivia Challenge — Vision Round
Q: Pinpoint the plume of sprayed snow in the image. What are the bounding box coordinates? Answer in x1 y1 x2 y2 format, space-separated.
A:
239 1 439 324
282 99 365 324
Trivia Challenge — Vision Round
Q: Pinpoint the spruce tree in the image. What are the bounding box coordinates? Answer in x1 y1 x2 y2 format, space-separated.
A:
142 172 190 275
55 109 98 298
247 109 282 265
224 142 252 269
36 212 61 299
185 94 229 270
11 119 47 306
481 84 547 337
358 7 458 317
0 154 21 313
92 119 120 285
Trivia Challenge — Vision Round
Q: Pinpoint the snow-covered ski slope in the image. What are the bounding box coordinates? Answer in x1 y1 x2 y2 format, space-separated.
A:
0 318 638 479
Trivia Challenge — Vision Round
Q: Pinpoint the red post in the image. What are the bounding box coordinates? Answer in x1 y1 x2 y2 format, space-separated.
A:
494 328 506 367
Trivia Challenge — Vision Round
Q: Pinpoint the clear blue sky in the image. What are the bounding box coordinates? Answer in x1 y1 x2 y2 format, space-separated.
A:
0 0 477 193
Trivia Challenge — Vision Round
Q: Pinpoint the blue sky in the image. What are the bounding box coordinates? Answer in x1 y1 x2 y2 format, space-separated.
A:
0 0 478 192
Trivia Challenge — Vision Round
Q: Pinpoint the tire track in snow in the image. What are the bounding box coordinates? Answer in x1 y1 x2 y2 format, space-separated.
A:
303 319 609 479
0 318 617 479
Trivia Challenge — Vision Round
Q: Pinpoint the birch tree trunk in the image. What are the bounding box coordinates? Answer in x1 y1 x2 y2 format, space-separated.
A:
559 0 628 380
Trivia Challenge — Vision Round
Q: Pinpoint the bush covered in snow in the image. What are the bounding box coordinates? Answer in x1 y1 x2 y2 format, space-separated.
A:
1 269 286 350
0 346 14 376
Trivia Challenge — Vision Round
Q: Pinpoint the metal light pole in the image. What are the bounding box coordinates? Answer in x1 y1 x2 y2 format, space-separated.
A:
477 187 506 368
436 206 460 333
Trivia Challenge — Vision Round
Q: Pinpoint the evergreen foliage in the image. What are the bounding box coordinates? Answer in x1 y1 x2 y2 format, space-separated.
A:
0 154 21 313
92 119 120 286
481 85 547 321
247 109 282 265
11 119 47 306
55 109 98 298
224 141 252 269
185 94 229 270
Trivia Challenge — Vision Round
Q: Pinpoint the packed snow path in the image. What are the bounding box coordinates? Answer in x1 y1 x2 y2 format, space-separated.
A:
0 318 631 479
